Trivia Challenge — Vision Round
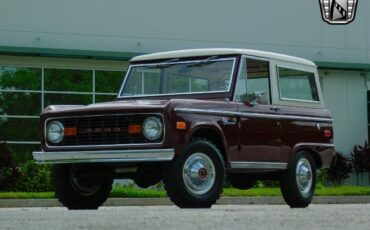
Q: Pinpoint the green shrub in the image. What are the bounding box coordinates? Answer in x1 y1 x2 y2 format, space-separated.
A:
351 142 370 172
0 142 20 190
319 151 352 186
15 161 52 192
351 142 370 184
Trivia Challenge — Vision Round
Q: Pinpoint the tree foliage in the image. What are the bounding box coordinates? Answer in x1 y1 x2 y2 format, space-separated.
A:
0 142 20 190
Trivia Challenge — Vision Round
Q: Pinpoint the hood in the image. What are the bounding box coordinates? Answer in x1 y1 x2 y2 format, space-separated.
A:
42 100 172 115
41 98 236 117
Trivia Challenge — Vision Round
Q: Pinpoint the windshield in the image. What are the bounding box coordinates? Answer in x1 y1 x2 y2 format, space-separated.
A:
119 58 235 97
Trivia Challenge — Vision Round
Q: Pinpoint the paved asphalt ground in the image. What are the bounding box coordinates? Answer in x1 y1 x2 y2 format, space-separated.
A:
1 204 370 230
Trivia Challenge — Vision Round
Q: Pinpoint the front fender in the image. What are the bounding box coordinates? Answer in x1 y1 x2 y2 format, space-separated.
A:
171 111 229 164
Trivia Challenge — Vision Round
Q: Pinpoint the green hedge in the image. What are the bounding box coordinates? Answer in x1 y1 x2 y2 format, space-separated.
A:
0 160 52 192
15 161 52 192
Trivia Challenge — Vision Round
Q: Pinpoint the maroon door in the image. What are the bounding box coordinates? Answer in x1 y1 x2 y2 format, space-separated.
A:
233 57 282 162
236 103 282 162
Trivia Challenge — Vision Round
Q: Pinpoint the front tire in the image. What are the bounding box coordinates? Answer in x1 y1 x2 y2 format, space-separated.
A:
163 139 225 208
52 164 113 210
280 151 316 208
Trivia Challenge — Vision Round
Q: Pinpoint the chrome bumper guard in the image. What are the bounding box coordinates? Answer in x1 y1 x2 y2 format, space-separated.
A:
33 148 175 164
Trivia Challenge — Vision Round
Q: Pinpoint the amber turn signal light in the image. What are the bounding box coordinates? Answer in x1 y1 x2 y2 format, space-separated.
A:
64 127 77 136
128 124 141 134
176 121 186 130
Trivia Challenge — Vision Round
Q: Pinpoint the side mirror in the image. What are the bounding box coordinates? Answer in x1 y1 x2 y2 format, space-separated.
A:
246 91 266 107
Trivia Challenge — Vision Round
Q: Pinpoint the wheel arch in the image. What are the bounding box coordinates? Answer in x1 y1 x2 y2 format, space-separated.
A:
290 146 323 169
186 124 228 164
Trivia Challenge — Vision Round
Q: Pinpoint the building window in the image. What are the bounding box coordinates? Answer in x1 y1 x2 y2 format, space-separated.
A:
95 70 124 102
44 69 93 92
0 66 125 162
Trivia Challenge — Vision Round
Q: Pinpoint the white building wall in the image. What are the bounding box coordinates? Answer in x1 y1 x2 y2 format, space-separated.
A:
0 0 369 64
320 70 368 154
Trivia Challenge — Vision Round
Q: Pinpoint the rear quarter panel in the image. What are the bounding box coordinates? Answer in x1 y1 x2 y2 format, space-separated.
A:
269 59 334 168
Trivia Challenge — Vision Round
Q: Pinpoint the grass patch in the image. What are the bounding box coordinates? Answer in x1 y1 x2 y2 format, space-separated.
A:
0 192 55 199
110 186 167 198
223 188 282 197
1 186 370 199
223 186 370 197
315 186 370 196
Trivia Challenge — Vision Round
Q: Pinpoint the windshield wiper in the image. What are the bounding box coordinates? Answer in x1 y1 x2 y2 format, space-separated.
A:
185 56 219 67
147 58 180 69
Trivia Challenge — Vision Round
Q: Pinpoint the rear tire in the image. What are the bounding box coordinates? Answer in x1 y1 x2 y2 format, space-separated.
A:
163 139 225 208
280 151 316 208
52 164 113 210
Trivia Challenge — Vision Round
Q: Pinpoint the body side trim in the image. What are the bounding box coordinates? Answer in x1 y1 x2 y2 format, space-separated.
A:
293 142 335 151
230 161 288 170
174 108 333 123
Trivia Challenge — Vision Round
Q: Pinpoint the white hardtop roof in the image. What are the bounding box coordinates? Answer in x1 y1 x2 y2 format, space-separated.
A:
131 48 316 67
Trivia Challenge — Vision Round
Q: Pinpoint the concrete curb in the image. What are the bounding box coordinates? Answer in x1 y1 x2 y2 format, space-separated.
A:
1 196 370 208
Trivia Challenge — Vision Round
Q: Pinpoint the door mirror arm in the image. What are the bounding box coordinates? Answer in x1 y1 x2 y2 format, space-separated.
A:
242 91 266 107
245 101 258 107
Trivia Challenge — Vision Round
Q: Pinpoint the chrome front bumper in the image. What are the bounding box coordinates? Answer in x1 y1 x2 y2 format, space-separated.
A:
33 148 175 164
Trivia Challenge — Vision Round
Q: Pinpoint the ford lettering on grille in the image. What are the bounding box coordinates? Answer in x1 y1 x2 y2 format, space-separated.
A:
78 127 126 134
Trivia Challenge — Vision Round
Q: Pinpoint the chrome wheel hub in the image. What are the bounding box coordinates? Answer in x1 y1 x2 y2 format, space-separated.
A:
296 158 313 197
183 153 216 195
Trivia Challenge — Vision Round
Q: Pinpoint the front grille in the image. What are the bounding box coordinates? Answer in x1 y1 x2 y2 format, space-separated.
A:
46 113 163 147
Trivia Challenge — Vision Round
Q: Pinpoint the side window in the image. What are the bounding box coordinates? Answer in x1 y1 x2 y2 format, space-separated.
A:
235 58 270 104
278 67 319 101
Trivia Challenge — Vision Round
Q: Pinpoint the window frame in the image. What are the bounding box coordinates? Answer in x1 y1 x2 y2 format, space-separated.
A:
233 55 272 104
118 57 237 98
276 64 321 104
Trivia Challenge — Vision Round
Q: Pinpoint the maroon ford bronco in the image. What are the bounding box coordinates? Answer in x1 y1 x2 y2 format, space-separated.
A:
33 49 334 209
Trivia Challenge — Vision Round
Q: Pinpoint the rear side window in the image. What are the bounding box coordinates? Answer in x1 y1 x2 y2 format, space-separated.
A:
278 67 319 102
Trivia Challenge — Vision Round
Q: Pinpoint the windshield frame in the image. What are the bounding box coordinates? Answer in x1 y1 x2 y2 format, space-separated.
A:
117 57 237 99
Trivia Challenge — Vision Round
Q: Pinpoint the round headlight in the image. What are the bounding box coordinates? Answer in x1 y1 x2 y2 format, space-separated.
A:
142 117 163 140
47 121 64 143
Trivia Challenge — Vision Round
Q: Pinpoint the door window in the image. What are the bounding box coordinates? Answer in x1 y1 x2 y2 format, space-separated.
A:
235 58 270 104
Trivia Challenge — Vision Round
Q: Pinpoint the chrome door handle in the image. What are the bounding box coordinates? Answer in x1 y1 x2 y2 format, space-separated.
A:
270 106 281 112
222 117 237 126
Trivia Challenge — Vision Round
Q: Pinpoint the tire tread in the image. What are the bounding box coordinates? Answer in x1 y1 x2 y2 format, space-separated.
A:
52 164 113 210
163 138 225 208
280 152 316 208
